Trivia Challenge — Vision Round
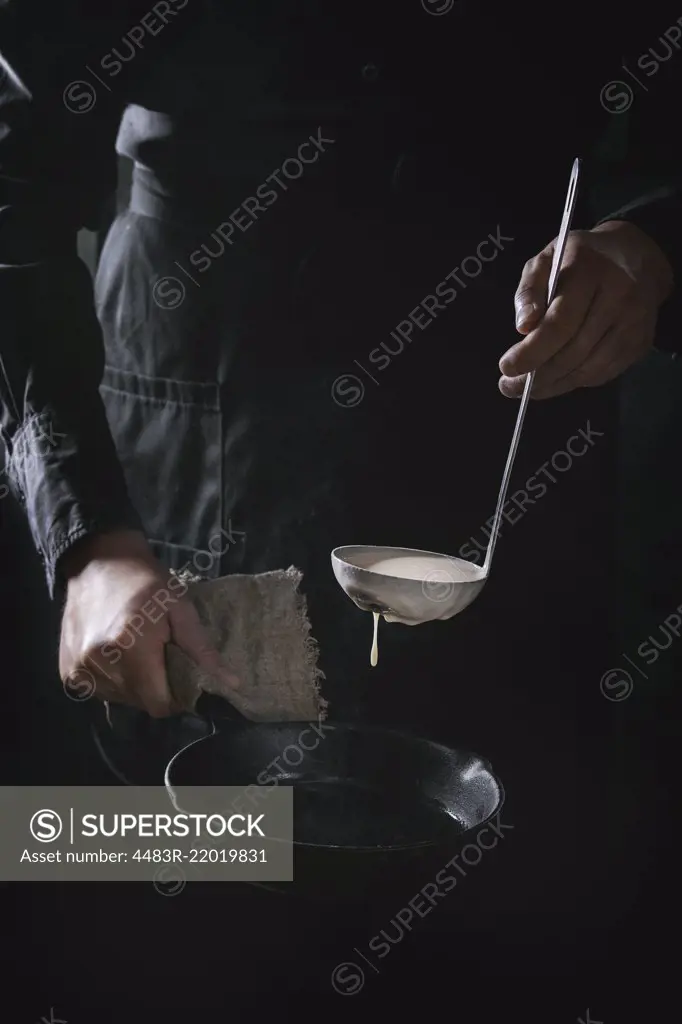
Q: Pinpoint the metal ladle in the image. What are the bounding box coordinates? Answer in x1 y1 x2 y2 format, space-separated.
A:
332 158 581 625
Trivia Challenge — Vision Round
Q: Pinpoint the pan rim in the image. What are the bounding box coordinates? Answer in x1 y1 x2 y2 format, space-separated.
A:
164 719 505 853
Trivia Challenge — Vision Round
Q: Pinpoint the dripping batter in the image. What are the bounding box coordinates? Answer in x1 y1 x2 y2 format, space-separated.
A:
370 609 380 667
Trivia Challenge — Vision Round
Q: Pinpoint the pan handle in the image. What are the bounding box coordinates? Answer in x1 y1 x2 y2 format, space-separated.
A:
129 692 247 760
193 690 248 725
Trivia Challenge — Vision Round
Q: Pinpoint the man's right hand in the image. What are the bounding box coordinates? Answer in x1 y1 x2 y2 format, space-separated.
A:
58 530 238 717
499 220 674 399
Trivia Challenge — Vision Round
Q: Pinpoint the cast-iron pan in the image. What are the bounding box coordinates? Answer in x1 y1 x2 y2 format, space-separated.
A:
165 693 504 896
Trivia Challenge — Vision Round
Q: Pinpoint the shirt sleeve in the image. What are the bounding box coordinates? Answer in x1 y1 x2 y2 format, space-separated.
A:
0 4 151 596
596 185 682 355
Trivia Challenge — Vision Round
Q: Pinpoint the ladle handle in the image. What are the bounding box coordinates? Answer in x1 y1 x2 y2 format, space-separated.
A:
482 158 581 576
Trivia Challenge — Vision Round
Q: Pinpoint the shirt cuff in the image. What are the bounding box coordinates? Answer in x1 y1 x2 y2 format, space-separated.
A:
6 408 144 598
596 187 682 355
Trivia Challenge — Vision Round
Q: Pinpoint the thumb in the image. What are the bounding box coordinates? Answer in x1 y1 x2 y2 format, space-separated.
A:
514 245 553 333
169 602 240 691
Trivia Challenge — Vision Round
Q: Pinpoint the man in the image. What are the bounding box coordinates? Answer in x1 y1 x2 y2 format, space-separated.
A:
0 0 678 754
0 1 614 725
2 0 678 1011
0 0 678 766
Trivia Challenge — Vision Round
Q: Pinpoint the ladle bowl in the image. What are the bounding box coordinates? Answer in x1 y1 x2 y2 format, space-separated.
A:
331 545 487 625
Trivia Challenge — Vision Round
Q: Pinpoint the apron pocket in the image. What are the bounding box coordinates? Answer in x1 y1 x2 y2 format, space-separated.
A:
100 365 224 577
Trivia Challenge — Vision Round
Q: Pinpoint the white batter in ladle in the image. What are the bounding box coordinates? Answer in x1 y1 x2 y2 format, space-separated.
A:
331 158 581 663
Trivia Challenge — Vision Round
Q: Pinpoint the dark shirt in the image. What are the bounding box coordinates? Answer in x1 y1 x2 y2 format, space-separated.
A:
0 1 676 594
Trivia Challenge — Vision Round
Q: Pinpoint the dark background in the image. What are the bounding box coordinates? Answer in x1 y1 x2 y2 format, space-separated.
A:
2 3 681 1020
